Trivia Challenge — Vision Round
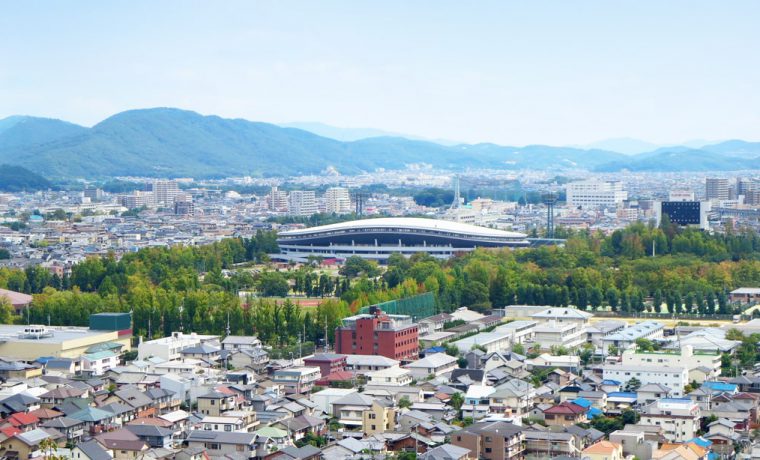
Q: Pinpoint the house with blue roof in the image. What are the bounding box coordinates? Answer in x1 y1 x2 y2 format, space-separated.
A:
701 381 738 395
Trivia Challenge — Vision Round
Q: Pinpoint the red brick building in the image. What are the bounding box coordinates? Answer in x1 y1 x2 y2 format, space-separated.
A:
303 353 347 378
334 308 419 361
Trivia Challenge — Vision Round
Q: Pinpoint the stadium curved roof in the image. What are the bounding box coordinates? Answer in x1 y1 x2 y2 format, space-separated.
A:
278 217 526 239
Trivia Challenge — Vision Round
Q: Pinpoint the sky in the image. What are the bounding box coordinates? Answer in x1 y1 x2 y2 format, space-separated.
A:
1 1 759 146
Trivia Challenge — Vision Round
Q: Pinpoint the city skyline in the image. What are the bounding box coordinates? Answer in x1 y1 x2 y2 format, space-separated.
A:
2 1 760 146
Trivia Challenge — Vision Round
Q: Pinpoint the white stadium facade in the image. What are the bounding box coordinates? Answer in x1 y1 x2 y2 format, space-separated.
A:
275 217 529 263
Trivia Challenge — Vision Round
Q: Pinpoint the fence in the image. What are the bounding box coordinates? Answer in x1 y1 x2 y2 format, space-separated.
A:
359 292 436 321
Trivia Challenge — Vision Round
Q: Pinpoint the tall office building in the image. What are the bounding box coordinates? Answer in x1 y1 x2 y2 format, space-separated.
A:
268 186 289 212
83 187 104 202
705 178 729 201
566 180 627 209
324 187 351 214
288 190 318 216
153 180 180 206
174 193 194 215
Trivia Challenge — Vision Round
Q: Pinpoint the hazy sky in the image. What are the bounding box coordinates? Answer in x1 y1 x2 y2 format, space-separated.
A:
1 1 759 146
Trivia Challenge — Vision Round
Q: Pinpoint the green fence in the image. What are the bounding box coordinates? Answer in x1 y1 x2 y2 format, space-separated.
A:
359 292 436 320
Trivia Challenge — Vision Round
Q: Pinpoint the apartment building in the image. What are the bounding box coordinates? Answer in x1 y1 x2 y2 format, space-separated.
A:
622 345 721 382
566 180 627 209
602 364 689 397
288 190 318 217
324 187 351 214
451 421 525 460
639 398 701 442
138 332 220 361
335 309 419 361
272 367 321 394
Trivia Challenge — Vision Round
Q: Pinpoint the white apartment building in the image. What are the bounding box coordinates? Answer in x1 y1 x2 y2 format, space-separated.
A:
269 186 289 211
531 307 592 328
153 180 180 206
532 322 586 350
288 190 318 216
622 345 721 382
567 180 628 209
138 332 220 361
601 321 664 354
602 364 689 397
494 320 537 344
366 366 413 386
639 398 701 442
345 355 400 374
452 331 513 354
324 187 351 214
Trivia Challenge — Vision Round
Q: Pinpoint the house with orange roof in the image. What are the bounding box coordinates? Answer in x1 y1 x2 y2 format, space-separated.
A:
582 440 624 460
652 442 708 460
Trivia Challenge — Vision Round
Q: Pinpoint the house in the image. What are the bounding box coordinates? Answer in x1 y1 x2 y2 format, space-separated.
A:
523 430 580 458
704 418 741 457
404 353 458 379
221 335 262 351
610 429 656 460
41 416 85 443
462 385 495 420
0 288 33 315
229 348 270 370
311 388 357 416
273 414 326 440
488 379 535 418
180 343 221 362
0 428 64 459
185 430 259 458
345 355 400 374
637 384 672 405
366 367 413 387
124 424 174 448
332 392 376 428
451 421 525 460
729 287 760 304
71 439 113 460
527 353 581 373
362 399 397 435
197 390 238 416
543 401 587 427
419 444 471 460
583 440 624 460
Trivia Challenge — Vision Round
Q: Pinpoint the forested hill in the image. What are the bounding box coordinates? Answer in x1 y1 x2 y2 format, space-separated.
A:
0 164 52 191
2 109 759 178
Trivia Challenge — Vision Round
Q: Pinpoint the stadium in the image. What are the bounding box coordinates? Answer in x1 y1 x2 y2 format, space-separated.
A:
275 217 529 263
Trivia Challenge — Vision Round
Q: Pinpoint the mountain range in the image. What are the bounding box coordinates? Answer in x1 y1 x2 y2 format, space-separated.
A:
0 108 758 179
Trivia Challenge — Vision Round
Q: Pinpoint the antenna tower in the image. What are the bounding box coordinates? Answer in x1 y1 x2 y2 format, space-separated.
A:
542 191 558 238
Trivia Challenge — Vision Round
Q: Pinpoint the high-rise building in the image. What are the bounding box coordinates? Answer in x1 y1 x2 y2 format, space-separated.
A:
324 187 351 214
153 180 180 206
566 180 627 209
269 186 289 212
174 193 194 215
288 190 317 216
83 187 104 202
119 191 153 209
705 178 729 201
